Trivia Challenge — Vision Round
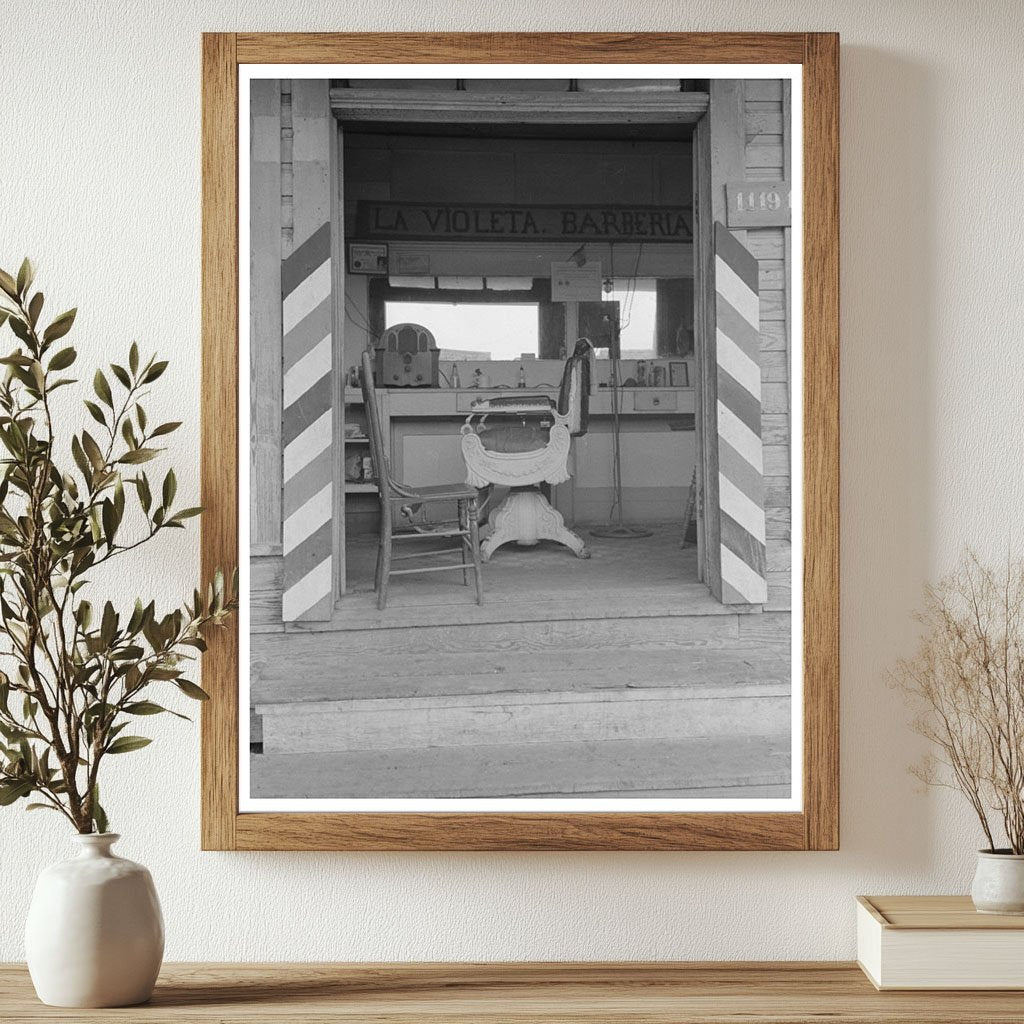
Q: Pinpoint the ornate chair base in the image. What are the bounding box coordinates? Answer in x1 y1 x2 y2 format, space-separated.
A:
480 489 590 562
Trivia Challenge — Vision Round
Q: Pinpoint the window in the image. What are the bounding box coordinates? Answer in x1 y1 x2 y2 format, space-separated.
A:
605 278 657 359
384 301 539 361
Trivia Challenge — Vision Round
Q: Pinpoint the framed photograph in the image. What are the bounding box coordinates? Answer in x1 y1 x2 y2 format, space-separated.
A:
202 32 839 851
669 361 690 388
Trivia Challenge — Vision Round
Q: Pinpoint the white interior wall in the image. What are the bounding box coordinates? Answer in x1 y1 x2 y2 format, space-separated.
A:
2 0 1023 961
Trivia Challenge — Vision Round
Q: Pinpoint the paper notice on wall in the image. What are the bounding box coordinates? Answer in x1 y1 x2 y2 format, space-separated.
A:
551 260 602 302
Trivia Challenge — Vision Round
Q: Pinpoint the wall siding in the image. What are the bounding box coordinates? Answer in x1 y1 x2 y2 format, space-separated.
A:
743 80 791 612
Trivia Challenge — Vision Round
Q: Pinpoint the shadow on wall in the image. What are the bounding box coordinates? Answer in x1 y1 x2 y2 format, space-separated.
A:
838 47 942 873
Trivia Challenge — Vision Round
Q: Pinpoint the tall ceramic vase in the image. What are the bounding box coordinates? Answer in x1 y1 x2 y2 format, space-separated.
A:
25 833 164 1007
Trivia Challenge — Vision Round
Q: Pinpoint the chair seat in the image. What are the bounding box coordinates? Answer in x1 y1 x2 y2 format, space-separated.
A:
390 481 480 502
477 422 552 454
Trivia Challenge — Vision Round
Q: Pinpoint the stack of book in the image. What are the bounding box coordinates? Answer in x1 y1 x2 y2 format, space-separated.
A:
857 895 1024 989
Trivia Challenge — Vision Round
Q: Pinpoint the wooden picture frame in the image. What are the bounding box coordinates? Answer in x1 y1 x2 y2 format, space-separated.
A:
201 32 838 851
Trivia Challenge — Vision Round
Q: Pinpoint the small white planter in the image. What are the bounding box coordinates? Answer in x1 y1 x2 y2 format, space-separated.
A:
25 833 164 1007
971 850 1024 915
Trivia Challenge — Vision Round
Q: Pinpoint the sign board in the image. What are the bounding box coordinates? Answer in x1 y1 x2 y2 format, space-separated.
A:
725 181 791 228
347 242 388 274
551 261 603 302
356 202 692 242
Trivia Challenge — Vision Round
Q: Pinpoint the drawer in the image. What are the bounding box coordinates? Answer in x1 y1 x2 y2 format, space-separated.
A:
631 390 677 412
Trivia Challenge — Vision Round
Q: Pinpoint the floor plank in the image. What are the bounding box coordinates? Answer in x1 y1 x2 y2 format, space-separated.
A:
251 735 791 799
257 684 791 754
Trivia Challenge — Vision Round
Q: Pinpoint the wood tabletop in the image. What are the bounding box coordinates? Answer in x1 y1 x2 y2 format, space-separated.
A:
3 962 1024 1022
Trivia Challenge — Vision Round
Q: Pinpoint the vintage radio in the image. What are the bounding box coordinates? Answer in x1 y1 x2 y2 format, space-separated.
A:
373 323 439 387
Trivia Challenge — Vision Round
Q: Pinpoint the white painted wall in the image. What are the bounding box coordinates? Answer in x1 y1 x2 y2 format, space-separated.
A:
2 0 1023 962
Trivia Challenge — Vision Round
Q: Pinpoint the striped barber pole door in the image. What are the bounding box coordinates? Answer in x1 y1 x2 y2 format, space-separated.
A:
713 222 768 605
281 221 334 622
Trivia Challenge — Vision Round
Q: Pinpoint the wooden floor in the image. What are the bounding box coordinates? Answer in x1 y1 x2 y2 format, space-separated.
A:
335 523 737 629
250 526 791 801
5 962 1023 1023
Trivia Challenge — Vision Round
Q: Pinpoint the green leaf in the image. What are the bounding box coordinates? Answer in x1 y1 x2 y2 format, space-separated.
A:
26 802 61 813
42 308 76 344
162 468 176 509
150 421 181 438
136 404 147 432
83 400 106 427
135 473 152 513
0 269 18 300
0 780 33 805
175 679 210 701
101 498 117 546
121 418 137 449
48 346 76 371
16 258 34 298
91 785 108 834
105 735 152 755
110 363 131 388
142 360 168 383
8 316 31 344
93 369 113 408
81 431 105 471
100 601 117 647
71 435 91 481
118 448 157 465
129 342 139 375
169 507 202 524
27 291 43 328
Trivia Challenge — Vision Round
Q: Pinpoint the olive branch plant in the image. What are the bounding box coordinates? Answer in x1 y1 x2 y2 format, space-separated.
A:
0 259 236 834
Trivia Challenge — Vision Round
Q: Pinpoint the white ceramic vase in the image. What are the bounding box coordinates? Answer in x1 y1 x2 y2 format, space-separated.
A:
25 833 164 1007
971 850 1024 914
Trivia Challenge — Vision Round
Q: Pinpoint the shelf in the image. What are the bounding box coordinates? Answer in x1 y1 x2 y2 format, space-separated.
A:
2 962 1018 1022
344 436 370 444
345 481 378 493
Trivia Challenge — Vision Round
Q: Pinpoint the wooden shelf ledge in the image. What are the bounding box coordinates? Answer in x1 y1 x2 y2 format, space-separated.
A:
3 962 1023 1022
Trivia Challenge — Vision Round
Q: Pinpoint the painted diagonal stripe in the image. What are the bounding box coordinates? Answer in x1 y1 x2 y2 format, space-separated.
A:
281 216 334 623
716 292 762 363
720 544 768 604
282 557 333 621
715 222 759 291
718 437 765 505
283 296 332 373
716 400 763 472
718 474 766 544
283 521 333 590
714 222 767 607
717 328 762 398
283 483 332 553
717 365 762 437
282 222 331 298
284 334 331 409
283 447 335 519
284 410 332 482
715 256 760 330
283 373 332 449
283 259 331 335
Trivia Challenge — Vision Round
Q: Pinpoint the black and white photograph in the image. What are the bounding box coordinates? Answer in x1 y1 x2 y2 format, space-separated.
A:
242 68 800 808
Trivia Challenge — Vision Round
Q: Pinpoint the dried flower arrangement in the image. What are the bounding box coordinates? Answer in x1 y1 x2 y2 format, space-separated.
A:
895 552 1024 854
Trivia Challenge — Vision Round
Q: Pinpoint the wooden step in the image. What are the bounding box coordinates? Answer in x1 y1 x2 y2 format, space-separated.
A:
251 611 789 675
250 735 791 799
256 684 789 754
252 649 790 704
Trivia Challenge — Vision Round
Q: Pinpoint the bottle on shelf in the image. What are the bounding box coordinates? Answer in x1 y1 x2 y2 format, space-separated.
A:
451 364 461 389
517 365 526 388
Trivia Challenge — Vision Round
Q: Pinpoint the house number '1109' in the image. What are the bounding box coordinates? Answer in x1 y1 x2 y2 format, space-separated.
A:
724 181 791 228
